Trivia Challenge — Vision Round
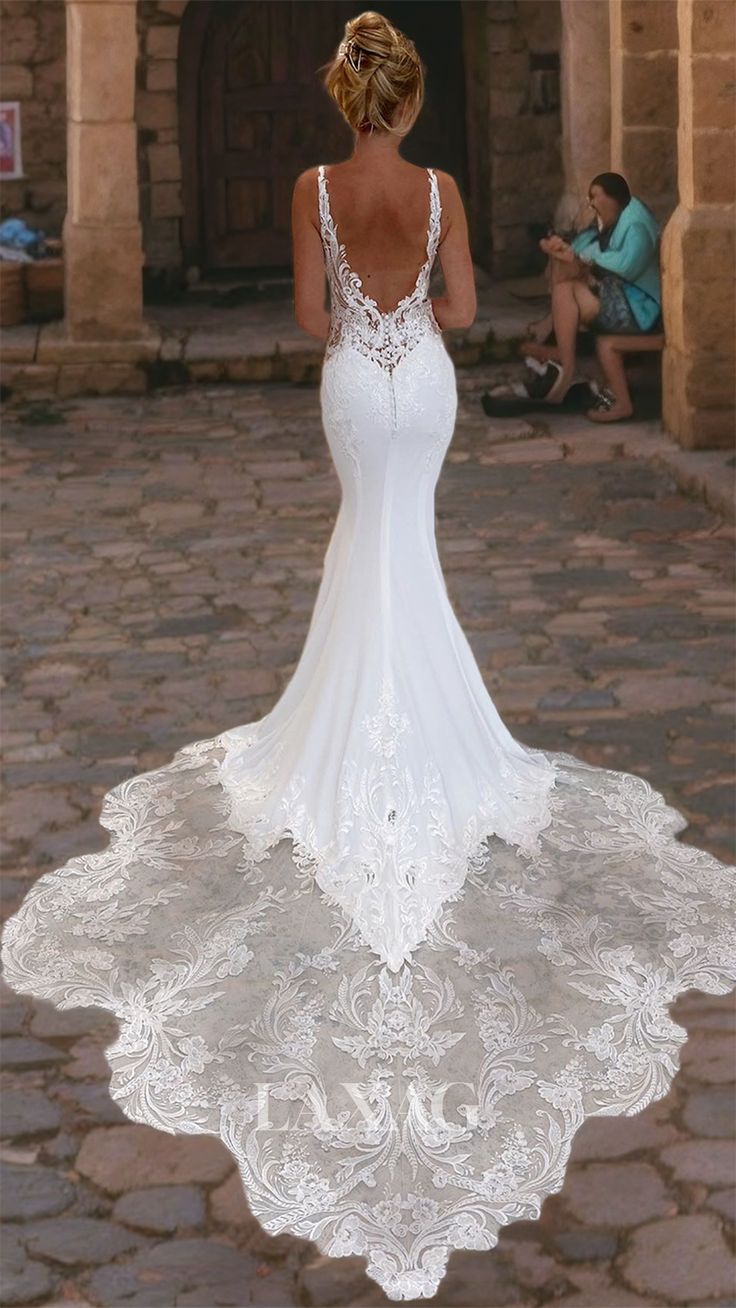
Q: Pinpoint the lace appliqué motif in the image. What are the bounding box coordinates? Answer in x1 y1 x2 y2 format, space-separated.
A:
317 163 443 376
218 675 560 973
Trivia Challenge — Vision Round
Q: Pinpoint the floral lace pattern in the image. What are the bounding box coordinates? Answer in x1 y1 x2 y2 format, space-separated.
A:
2 736 734 1301
218 674 560 972
317 162 443 382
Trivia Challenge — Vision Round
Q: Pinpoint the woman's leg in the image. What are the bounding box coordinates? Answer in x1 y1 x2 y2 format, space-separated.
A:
525 311 554 343
545 276 600 403
588 337 634 421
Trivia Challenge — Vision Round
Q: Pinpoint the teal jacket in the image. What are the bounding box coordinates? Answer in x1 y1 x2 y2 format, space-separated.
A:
571 197 661 329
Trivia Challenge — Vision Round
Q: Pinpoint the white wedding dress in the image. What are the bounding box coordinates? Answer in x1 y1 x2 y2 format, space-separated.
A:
2 163 735 1302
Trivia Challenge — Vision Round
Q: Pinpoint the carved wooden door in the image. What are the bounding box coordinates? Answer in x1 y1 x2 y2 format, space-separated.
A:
181 0 467 272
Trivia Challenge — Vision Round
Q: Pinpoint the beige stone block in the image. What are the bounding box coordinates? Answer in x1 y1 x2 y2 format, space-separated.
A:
692 128 736 203
67 2 137 122
147 142 181 184
63 217 144 339
517 0 561 53
692 407 736 446
685 353 736 408
679 285 736 354
491 117 547 154
622 51 678 128
57 362 147 397
0 364 58 395
489 52 530 91
692 54 736 129
559 0 611 218
620 0 678 53
663 345 736 450
37 320 160 364
136 90 179 131
621 126 678 198
490 88 528 117
0 325 38 363
692 0 736 54
150 181 183 219
0 63 33 98
68 121 139 224
146 24 180 59
669 252 735 344
487 21 525 54
146 59 177 92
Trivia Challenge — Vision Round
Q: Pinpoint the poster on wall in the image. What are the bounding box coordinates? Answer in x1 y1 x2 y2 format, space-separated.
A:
0 102 24 179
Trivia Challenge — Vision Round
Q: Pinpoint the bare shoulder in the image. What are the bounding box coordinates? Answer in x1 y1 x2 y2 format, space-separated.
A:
432 169 463 204
293 165 320 197
291 166 321 226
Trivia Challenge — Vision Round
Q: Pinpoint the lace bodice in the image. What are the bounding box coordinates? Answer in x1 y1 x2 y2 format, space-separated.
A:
317 163 443 374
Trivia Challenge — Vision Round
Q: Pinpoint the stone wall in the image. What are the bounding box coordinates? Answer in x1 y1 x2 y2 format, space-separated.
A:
610 0 679 221
486 0 563 276
661 0 736 448
0 0 66 239
135 0 186 281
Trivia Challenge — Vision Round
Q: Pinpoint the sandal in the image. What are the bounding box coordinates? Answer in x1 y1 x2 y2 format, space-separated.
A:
523 357 563 399
586 388 635 423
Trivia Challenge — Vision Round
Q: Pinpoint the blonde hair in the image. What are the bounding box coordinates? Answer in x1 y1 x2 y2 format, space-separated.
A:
319 11 425 137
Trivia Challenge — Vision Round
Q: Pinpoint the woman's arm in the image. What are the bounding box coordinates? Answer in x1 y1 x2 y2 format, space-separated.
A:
579 222 657 284
291 168 331 342
430 171 477 331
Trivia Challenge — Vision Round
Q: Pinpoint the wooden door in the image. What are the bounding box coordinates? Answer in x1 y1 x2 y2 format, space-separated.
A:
180 0 468 273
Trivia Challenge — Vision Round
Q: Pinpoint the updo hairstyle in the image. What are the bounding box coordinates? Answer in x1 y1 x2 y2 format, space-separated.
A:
319 11 425 137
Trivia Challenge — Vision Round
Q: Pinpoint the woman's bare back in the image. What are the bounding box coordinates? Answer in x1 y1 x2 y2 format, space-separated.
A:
320 160 444 315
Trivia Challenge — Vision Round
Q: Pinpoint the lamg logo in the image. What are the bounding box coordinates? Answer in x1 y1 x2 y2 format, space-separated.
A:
225 1078 483 1134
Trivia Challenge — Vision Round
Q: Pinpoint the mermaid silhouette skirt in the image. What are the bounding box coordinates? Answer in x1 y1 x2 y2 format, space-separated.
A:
2 165 735 1302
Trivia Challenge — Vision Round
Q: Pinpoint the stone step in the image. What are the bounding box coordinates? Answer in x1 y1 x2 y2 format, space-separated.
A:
0 274 536 400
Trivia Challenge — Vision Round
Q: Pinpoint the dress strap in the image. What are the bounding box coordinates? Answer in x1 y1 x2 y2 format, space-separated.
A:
426 167 442 260
316 164 331 248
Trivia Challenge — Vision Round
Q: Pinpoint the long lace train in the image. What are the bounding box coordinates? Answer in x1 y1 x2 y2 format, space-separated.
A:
2 732 734 1301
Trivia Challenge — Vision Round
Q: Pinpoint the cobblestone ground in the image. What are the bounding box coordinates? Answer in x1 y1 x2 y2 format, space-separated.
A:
1 374 734 1307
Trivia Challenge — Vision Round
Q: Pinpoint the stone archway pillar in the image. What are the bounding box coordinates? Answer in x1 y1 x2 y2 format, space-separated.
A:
661 0 736 448
556 0 611 231
63 0 144 339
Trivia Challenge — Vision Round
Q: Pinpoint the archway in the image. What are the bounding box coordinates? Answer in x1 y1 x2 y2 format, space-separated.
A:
178 0 468 275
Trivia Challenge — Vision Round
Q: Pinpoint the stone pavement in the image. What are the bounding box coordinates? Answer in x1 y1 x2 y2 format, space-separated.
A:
1 372 734 1306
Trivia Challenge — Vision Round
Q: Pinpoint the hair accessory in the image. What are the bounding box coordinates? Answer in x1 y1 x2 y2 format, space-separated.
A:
338 36 363 72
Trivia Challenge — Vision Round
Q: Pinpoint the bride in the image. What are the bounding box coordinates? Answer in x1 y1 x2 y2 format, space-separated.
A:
2 11 734 1303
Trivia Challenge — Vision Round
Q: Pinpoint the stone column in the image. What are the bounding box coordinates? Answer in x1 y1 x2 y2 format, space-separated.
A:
63 0 144 339
609 0 679 220
556 0 611 232
661 0 736 448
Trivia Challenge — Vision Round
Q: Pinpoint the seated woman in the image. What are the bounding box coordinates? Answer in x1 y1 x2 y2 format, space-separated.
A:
524 173 662 421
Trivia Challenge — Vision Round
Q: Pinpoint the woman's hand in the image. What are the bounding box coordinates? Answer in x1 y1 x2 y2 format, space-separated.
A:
550 241 577 264
539 234 566 256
